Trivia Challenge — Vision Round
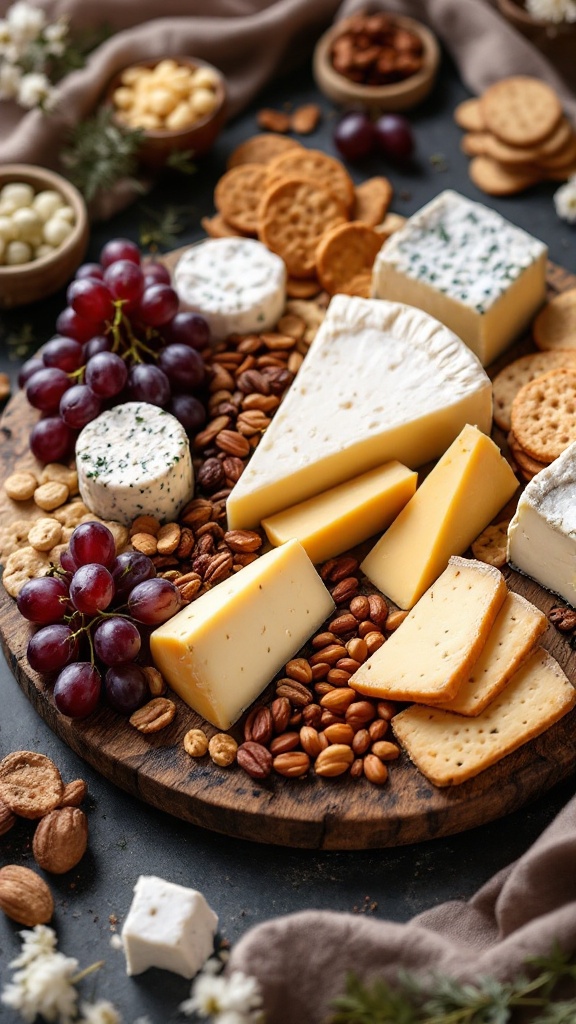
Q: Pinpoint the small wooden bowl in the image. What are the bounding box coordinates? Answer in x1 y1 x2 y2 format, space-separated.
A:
313 15 440 112
0 164 88 311
105 56 227 170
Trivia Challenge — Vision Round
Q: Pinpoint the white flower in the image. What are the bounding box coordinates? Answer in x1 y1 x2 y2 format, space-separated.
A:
0 18 12 44
525 0 576 22
42 17 69 57
554 175 576 223
6 1 46 45
17 69 56 109
181 973 230 1017
0 58 22 97
1 949 79 1024
10 925 59 968
180 969 263 1022
79 998 123 1024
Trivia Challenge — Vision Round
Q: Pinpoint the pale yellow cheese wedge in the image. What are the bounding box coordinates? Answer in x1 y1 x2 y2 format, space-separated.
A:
435 591 547 716
149 539 334 730
361 424 518 610
392 647 576 786
349 556 507 704
261 461 417 565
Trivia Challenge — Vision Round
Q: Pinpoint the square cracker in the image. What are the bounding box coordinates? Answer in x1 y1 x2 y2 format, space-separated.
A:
392 647 576 786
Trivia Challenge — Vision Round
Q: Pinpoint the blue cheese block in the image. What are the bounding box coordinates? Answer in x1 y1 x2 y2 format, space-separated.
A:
372 189 547 366
173 237 286 340
76 402 194 525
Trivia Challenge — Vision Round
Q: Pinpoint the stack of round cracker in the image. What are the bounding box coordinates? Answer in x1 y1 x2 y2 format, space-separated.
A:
454 76 576 196
202 132 403 298
492 288 576 480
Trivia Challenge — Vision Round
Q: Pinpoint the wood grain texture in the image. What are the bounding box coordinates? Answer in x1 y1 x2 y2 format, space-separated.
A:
1 261 576 850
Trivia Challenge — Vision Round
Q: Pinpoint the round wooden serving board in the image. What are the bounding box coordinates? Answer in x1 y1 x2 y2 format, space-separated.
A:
2 261 576 851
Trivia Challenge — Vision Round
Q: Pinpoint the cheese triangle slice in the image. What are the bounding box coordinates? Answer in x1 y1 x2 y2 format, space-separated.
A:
226 296 492 529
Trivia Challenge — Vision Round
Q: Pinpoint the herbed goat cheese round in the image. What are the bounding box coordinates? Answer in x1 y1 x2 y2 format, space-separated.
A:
173 237 286 340
76 402 194 525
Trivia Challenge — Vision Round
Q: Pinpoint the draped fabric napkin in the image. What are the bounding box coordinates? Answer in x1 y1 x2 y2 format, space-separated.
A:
228 794 576 1023
1 0 575 218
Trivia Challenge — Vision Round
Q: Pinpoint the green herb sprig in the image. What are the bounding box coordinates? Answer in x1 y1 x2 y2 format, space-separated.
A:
61 106 144 203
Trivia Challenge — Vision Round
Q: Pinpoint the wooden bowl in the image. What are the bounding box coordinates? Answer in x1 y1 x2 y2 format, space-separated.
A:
0 164 89 311
313 14 440 112
105 56 227 170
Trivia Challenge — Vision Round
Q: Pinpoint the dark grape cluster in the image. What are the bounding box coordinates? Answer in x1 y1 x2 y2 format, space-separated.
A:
18 522 182 719
334 111 415 163
20 238 210 463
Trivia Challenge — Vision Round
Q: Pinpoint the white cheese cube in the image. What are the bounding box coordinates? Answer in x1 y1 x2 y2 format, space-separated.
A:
121 875 218 978
372 190 547 366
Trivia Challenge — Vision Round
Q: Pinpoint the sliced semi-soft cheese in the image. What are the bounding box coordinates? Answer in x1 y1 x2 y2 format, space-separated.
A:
349 556 508 704
173 237 286 340
392 647 576 787
434 591 547 716
226 296 492 530
76 402 193 525
361 424 518 609
507 441 576 607
262 461 417 565
372 190 547 366
149 538 334 730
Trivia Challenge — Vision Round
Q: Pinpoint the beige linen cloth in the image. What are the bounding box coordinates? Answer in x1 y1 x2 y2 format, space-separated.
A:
229 796 576 1022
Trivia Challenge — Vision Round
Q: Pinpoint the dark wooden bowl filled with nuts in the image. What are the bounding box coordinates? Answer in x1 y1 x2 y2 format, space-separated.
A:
313 12 440 111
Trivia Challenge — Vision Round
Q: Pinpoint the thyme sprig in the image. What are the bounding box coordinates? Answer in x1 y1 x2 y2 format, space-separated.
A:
61 106 144 203
329 945 576 1024
138 202 197 252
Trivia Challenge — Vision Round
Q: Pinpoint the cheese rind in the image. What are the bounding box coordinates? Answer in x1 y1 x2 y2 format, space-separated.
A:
392 647 576 787
226 296 492 530
372 190 548 366
149 539 335 729
349 556 508 704
361 424 518 609
121 875 218 978
262 461 417 565
173 237 286 340
76 402 194 525
507 441 576 607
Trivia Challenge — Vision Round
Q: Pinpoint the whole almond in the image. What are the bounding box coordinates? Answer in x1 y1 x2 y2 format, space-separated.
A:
0 864 54 925
352 729 371 755
372 740 401 761
369 719 389 742
367 594 389 625
59 779 87 807
328 612 358 636
365 631 386 655
237 742 273 780
285 658 313 685
346 637 368 662
377 700 397 721
299 726 328 758
320 688 357 714
311 661 330 681
33 807 88 874
346 700 376 730
323 722 354 745
0 797 16 835
364 754 389 785
314 744 354 778
270 732 300 755
350 757 364 780
385 608 409 631
350 595 370 620
273 752 310 778
311 631 337 650
310 644 347 667
331 577 359 604
326 668 351 687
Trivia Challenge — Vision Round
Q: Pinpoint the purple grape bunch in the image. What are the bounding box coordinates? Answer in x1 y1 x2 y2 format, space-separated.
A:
18 522 182 719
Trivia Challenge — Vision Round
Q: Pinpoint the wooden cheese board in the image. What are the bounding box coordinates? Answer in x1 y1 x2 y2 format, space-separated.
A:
1 261 576 851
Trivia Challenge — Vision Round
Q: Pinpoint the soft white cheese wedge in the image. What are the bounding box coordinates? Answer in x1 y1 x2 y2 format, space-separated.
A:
121 875 218 978
507 440 576 606
76 402 194 525
226 295 492 530
372 190 547 366
173 237 286 340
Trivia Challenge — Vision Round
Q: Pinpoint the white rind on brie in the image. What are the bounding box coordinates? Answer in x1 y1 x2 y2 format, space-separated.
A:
76 402 194 526
226 295 492 530
508 441 576 607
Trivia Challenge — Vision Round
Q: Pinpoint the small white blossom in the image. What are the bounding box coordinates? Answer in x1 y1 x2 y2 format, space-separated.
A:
0 19 11 44
180 968 264 1022
10 925 59 968
525 0 576 21
1 949 79 1024
0 58 22 97
79 998 123 1024
17 69 56 109
554 175 576 223
6 1 46 45
181 973 230 1017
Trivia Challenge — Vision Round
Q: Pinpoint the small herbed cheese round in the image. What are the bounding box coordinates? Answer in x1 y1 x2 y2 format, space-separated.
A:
173 237 286 340
76 402 194 526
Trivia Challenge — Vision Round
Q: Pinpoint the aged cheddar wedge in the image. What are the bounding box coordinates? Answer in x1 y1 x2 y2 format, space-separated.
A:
261 461 417 565
360 424 518 609
149 539 334 730
507 440 576 607
372 190 547 366
226 296 492 529
349 556 507 704
392 647 576 787
434 591 547 716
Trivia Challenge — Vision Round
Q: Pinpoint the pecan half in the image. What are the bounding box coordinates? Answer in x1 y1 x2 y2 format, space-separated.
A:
237 741 273 780
129 698 176 733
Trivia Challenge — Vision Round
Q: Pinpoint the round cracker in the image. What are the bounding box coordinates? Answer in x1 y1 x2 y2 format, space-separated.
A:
352 177 393 227
480 76 562 147
492 350 576 430
201 212 242 239
471 520 510 568
227 133 301 169
266 148 355 211
259 177 348 278
454 98 485 132
511 368 576 463
507 430 548 480
0 751 63 819
316 221 383 296
468 155 541 195
214 163 269 236
533 290 576 352
286 276 321 298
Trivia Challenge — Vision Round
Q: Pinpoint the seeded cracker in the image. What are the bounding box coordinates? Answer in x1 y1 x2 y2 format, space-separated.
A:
454 98 485 132
214 163 269 236
265 148 355 210
533 289 576 351
492 350 576 431
316 221 383 296
227 133 302 169
511 368 576 463
469 156 541 196
259 177 348 278
480 76 562 147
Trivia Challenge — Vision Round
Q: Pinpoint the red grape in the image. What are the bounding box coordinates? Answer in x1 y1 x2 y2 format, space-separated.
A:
67 278 115 323
60 549 78 573
54 663 101 718
142 261 171 287
70 563 114 614
17 576 69 624
163 311 211 351
104 259 144 312
26 367 70 413
138 284 179 326
157 343 205 392
100 238 141 268
69 522 116 568
105 664 148 714
42 337 84 373
111 551 156 602
56 306 104 344
374 113 414 161
27 624 79 674
334 111 376 161
60 383 102 429
30 418 74 462
168 394 206 433
85 352 128 398
18 357 44 388
83 335 112 360
127 363 170 406
128 578 182 624
94 616 141 666
75 262 104 281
